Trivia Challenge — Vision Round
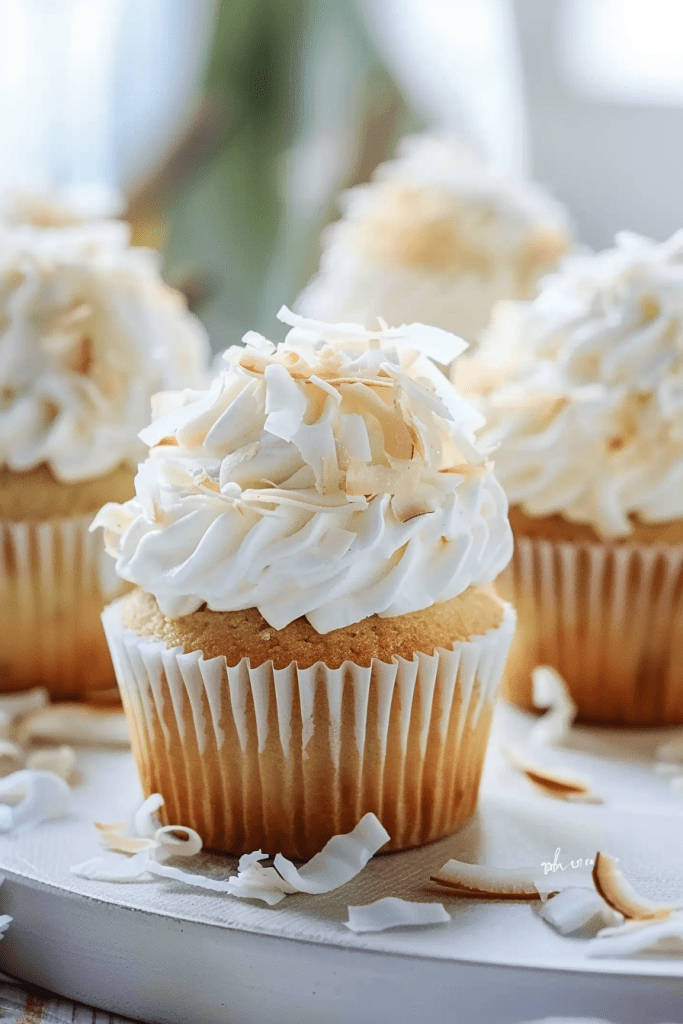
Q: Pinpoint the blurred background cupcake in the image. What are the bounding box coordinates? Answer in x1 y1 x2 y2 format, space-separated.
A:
295 134 571 345
465 230 683 726
95 311 514 858
0 216 210 698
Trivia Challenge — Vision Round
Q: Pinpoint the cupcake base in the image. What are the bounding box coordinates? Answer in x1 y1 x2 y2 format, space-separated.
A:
103 593 515 859
500 514 683 726
0 515 127 698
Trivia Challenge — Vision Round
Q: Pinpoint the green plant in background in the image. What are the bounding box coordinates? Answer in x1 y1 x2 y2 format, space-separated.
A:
161 0 420 351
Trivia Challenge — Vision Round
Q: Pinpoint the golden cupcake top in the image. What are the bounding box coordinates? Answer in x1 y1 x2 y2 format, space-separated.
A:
94 308 513 633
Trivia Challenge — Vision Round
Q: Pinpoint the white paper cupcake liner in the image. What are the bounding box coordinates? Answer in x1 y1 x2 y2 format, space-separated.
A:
102 600 515 859
502 535 683 726
0 514 126 698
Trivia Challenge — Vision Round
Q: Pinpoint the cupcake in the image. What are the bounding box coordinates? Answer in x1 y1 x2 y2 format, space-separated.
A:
466 230 683 726
296 134 571 345
0 219 210 698
94 308 515 858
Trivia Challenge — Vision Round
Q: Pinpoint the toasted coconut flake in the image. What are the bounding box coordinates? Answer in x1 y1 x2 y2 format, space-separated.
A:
238 351 269 376
391 495 436 523
505 745 601 802
26 745 76 782
430 859 543 899
18 705 130 747
539 887 623 936
95 822 157 855
588 913 683 957
0 770 71 831
0 742 23 778
592 852 675 921
439 462 486 479
273 812 389 894
529 666 577 746
345 898 450 933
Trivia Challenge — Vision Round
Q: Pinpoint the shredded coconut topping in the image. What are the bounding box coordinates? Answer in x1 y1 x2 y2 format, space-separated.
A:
470 230 683 537
93 308 512 632
296 134 570 342
0 220 209 481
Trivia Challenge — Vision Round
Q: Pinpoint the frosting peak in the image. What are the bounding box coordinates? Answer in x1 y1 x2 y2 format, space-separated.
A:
295 134 571 343
0 220 210 482
469 230 683 537
94 309 512 632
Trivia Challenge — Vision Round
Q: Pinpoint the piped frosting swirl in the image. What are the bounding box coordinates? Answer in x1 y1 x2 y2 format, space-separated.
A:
0 220 210 482
469 230 683 537
94 309 512 633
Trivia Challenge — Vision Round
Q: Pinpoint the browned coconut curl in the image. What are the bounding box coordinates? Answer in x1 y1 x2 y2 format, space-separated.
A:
94 822 158 855
592 852 675 921
430 859 544 900
504 745 601 803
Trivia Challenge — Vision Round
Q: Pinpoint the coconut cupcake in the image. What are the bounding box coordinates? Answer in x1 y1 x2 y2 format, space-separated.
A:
0 219 210 698
296 134 571 345
466 230 683 726
95 308 514 859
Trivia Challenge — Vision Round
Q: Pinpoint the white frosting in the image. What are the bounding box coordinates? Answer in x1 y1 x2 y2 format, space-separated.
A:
94 309 512 633
471 230 683 537
296 134 570 342
0 220 210 482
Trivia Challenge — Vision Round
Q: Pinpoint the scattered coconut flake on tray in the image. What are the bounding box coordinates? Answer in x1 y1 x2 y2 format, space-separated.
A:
95 821 157 856
504 745 602 803
71 850 155 882
345 898 450 933
587 914 683 958
538 887 623 936
0 770 71 832
72 799 389 906
18 704 129 748
529 666 577 747
591 852 678 921
273 813 389 894
430 858 548 900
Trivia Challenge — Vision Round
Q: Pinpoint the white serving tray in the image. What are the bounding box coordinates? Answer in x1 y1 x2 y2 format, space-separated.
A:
0 703 681 1024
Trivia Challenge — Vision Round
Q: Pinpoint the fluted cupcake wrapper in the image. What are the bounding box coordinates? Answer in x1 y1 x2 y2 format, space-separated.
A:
501 535 683 726
0 515 126 698
102 600 515 860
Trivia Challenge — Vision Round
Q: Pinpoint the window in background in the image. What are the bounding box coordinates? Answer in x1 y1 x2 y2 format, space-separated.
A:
515 0 683 247
361 0 528 173
559 0 683 105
